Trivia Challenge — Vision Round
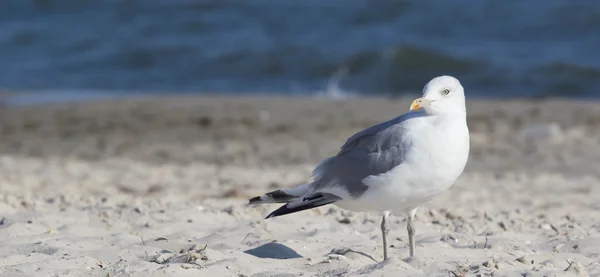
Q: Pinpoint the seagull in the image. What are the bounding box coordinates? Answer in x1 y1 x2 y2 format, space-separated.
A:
248 75 470 260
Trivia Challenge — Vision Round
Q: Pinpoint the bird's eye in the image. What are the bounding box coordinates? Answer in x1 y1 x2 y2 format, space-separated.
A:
441 88 450 95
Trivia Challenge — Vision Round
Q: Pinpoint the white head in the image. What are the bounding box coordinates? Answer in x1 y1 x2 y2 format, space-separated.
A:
409 75 466 115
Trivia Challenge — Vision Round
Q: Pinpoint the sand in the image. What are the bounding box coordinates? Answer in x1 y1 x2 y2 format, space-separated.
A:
1 95 599 277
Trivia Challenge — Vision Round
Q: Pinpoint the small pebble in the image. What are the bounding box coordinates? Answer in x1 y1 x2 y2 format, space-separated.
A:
336 217 351 224
516 255 533 265
554 243 565 251
154 253 173 264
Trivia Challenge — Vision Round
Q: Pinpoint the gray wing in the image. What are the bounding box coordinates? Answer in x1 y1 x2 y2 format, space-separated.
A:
315 114 417 198
339 111 423 154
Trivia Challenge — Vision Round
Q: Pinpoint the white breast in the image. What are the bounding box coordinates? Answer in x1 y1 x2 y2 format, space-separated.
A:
348 115 469 213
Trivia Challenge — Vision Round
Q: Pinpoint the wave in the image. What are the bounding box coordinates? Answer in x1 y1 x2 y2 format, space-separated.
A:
1 0 600 99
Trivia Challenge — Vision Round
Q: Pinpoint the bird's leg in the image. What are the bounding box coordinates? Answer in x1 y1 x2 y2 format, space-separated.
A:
407 207 417 257
380 211 391 261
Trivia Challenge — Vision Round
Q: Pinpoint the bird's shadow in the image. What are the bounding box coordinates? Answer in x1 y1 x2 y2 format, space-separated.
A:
243 242 303 259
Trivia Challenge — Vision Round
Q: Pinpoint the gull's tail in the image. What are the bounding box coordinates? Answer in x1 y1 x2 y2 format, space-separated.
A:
248 183 311 204
248 183 340 219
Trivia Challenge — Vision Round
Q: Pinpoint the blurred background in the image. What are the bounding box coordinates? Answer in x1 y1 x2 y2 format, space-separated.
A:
2 3 600 275
0 0 599 105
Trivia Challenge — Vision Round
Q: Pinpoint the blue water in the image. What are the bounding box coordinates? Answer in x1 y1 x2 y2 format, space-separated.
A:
0 0 599 100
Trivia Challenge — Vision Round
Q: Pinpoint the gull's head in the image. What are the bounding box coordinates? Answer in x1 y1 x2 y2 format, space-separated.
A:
409 75 465 115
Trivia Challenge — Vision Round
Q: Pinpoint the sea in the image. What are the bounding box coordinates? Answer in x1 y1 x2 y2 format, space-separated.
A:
0 0 599 105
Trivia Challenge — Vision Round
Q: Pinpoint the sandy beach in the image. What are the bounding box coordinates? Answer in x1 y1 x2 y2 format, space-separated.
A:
1 96 599 277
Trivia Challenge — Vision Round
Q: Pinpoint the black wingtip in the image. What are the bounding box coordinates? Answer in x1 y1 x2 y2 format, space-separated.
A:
264 199 335 220
264 206 292 219
265 206 284 219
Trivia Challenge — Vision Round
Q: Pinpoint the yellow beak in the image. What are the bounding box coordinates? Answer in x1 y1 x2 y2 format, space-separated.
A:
410 97 434 111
